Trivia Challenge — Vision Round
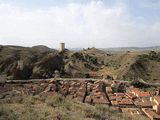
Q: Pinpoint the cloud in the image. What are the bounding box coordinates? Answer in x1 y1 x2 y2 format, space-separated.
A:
0 1 160 48
139 0 160 10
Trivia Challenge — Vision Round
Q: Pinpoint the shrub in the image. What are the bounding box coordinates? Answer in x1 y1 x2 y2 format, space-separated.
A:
22 96 37 106
33 95 46 103
0 105 18 120
0 94 146 120
45 94 65 107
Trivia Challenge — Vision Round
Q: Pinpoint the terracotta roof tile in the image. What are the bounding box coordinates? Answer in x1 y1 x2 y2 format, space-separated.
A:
125 92 137 99
137 92 150 97
154 96 160 105
142 108 160 119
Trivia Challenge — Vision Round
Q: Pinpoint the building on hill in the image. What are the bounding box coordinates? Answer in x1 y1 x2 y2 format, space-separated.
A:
59 43 65 52
136 92 151 98
156 88 160 96
152 96 160 115
153 96 160 105
142 108 160 120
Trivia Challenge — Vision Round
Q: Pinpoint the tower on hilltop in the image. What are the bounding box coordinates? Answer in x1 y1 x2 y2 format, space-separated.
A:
60 43 65 52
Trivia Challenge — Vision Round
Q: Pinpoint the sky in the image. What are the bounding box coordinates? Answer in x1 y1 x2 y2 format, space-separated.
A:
0 0 160 48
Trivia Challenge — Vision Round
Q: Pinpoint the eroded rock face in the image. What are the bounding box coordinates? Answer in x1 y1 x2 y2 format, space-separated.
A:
0 45 66 79
12 65 32 80
4 55 64 80
1 45 160 82
0 46 101 80
31 55 64 79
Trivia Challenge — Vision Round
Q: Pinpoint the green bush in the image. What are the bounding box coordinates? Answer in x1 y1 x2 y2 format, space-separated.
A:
139 51 160 62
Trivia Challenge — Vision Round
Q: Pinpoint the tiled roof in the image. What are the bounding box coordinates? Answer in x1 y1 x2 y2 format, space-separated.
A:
136 92 150 97
125 92 137 99
154 96 160 105
142 108 160 119
93 91 105 96
118 98 133 105
106 87 113 93
134 100 153 108
120 108 142 115
131 88 140 92
114 93 126 96
111 98 133 106
94 80 103 84
93 98 110 104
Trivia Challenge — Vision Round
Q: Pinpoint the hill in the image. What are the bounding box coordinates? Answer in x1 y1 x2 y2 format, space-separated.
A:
101 46 160 52
0 45 160 83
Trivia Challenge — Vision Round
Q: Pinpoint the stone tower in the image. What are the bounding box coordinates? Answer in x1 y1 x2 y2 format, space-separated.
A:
60 43 65 52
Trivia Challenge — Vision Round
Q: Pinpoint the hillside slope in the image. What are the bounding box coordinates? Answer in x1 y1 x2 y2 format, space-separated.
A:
0 45 160 82
0 45 62 79
119 52 160 82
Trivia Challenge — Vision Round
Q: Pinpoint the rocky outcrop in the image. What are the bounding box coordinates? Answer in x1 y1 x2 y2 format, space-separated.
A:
31 54 64 78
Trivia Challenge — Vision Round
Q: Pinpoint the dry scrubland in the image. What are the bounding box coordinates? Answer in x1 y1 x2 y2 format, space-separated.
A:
0 45 159 120
0 45 160 83
0 94 147 120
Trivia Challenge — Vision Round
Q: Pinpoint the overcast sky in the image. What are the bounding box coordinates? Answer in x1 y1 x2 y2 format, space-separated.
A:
0 0 160 48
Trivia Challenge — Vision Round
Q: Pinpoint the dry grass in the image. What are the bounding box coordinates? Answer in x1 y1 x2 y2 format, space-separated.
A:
0 94 147 120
